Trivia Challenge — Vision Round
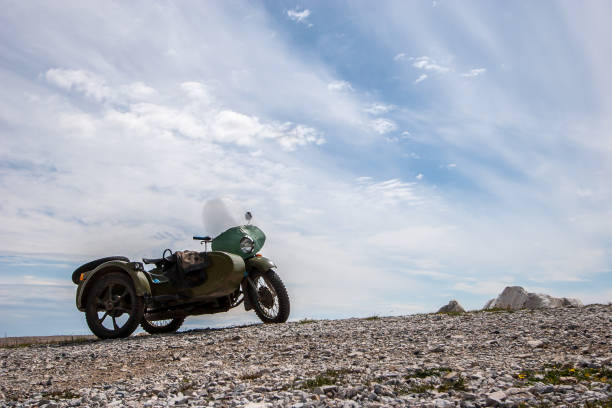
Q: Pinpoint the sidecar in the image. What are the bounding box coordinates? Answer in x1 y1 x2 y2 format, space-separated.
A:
72 250 247 339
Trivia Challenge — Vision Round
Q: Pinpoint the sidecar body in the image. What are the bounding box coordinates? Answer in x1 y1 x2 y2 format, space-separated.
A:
74 251 246 312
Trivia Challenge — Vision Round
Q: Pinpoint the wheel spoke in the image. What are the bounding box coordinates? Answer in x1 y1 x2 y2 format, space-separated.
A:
95 297 105 308
98 311 109 323
107 284 115 302
112 316 119 330
115 287 128 301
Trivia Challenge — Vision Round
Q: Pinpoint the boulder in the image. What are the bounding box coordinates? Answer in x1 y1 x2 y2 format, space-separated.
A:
483 286 582 310
437 300 466 313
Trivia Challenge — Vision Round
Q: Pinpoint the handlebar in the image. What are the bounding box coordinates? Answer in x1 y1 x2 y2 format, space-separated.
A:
193 236 212 241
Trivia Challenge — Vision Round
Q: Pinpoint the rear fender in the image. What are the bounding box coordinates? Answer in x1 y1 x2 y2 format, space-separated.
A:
75 260 151 311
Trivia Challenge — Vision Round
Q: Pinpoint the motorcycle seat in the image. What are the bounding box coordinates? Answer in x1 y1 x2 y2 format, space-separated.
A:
142 257 164 265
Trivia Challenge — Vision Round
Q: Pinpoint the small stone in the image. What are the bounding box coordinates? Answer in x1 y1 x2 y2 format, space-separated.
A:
433 398 453 408
531 384 554 394
486 390 507 406
527 340 544 348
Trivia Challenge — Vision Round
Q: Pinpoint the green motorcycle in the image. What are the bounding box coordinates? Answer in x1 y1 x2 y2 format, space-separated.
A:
72 210 290 339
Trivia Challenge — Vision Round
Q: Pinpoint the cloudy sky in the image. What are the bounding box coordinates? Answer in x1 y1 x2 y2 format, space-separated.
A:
1 1 611 336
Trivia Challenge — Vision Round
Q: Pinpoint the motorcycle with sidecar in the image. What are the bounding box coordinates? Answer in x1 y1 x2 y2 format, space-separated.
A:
72 210 290 339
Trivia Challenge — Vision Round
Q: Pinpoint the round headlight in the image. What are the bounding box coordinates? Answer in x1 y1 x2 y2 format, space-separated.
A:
239 236 254 253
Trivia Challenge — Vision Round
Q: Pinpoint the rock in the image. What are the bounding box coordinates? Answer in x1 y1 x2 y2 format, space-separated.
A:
531 384 554 394
527 340 544 348
437 300 466 313
373 384 393 396
486 390 507 406
483 286 583 310
433 398 454 408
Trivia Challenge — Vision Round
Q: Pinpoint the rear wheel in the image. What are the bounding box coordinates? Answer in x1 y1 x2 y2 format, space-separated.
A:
248 269 290 323
141 316 184 334
85 272 144 339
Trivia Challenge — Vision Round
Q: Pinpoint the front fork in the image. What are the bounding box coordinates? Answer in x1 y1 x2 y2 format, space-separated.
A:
241 255 277 311
241 277 256 311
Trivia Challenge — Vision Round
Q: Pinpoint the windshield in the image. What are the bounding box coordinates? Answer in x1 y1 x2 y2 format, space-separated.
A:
202 198 256 238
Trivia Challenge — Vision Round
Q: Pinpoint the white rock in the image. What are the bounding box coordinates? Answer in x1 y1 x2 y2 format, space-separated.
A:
483 286 582 310
433 398 454 408
527 340 544 348
486 390 507 406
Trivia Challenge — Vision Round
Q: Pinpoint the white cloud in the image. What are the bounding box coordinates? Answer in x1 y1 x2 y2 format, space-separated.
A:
181 81 211 102
46 69 160 103
45 68 111 101
327 80 354 92
412 56 451 73
287 8 311 24
461 68 486 77
393 53 407 61
44 70 325 151
416 173 424 180
272 124 326 151
364 103 394 115
211 110 262 145
415 74 428 83
120 82 157 100
357 177 422 204
369 118 398 134
210 111 325 150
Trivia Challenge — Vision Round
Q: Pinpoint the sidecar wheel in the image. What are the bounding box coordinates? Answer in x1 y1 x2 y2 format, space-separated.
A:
249 269 290 323
141 316 184 334
85 272 144 339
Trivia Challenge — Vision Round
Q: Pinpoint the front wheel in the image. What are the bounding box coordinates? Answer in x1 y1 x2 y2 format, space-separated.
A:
248 269 290 323
141 316 184 334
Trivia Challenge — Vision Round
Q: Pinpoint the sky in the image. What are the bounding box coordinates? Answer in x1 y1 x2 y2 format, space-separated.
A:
0 0 611 336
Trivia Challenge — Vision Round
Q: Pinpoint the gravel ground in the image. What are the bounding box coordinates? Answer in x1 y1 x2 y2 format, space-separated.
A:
1 304 610 407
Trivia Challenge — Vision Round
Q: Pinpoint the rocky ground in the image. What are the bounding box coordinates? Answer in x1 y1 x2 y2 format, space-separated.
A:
1 304 610 408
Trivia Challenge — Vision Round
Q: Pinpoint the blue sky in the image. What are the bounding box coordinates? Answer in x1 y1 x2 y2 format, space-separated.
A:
0 1 611 336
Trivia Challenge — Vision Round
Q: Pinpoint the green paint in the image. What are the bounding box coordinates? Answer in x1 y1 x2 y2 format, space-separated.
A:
211 225 266 259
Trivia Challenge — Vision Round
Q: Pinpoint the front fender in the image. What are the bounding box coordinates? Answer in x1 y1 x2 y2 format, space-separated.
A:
245 255 276 275
75 260 151 311
242 256 277 311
